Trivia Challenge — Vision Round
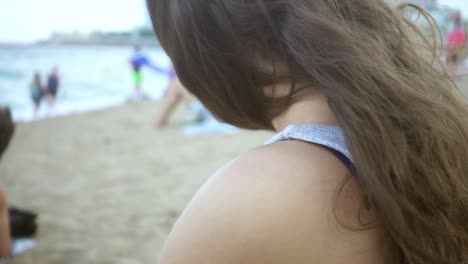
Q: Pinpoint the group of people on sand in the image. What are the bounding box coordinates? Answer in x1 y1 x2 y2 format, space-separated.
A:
30 67 60 118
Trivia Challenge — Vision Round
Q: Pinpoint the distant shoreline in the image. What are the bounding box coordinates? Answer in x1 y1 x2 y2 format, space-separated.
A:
11 98 142 123
0 41 160 48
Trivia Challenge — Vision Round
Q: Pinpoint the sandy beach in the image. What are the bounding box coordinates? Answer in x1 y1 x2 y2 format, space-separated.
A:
1 77 467 264
0 100 272 264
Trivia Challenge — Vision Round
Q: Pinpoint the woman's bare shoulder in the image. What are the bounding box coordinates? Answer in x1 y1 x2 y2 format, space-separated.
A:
159 141 383 264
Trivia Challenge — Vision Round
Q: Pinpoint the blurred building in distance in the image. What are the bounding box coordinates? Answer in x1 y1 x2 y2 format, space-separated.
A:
39 3 158 47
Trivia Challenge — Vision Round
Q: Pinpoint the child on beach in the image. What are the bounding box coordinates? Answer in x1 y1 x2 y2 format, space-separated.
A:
147 1 468 263
129 45 148 97
129 45 177 100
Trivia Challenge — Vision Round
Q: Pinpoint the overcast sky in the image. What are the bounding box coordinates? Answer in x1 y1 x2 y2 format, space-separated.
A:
439 0 468 16
0 0 147 43
0 0 466 43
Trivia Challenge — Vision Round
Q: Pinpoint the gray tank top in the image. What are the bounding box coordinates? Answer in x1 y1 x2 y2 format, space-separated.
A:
266 124 354 171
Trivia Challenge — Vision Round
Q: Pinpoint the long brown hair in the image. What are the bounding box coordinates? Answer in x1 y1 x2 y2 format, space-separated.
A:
147 0 468 263
0 108 14 157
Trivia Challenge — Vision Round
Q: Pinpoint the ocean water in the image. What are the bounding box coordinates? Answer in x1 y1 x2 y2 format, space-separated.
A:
0 45 171 121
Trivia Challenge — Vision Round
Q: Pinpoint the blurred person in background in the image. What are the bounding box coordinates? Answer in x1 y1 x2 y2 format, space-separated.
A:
446 11 466 76
129 45 150 99
153 77 192 129
46 66 60 111
129 45 180 101
30 72 46 119
153 70 210 129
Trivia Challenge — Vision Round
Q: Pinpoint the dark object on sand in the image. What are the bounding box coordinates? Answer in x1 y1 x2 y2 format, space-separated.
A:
0 108 39 239
0 107 14 157
9 208 38 238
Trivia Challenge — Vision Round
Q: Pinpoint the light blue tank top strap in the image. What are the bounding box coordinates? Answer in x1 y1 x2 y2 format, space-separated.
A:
266 124 354 170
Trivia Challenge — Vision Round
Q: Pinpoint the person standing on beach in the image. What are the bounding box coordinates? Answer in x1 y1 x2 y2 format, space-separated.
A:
446 12 466 76
30 72 45 118
129 45 150 98
129 45 175 100
147 0 468 263
46 66 60 110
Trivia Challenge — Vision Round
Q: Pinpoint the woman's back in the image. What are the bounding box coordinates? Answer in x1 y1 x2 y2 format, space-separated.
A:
160 134 385 263
147 0 468 263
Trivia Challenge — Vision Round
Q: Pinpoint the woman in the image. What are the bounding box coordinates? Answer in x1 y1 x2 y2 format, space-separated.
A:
30 72 45 118
147 1 468 263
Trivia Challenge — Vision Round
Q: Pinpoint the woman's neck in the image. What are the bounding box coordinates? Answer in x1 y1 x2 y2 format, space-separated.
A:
271 90 338 132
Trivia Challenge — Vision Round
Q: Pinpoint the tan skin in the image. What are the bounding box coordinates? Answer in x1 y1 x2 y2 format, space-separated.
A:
0 185 11 257
153 78 194 129
158 84 386 263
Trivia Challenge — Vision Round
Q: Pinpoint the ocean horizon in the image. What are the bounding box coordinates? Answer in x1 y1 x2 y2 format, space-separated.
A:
0 45 171 121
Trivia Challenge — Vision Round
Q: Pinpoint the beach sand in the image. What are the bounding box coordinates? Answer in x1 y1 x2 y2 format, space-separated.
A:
0 100 272 264
1 77 467 264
